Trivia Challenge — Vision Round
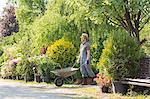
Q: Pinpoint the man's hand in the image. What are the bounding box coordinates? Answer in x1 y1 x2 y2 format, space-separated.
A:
86 49 90 65
86 60 89 65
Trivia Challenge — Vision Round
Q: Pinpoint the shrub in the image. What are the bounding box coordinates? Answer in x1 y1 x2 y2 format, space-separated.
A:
16 57 34 81
140 23 150 56
1 60 17 78
16 61 23 77
97 34 113 76
36 56 61 82
91 37 105 73
142 40 150 56
1 62 10 78
15 55 61 82
46 38 76 68
0 48 16 78
97 30 144 80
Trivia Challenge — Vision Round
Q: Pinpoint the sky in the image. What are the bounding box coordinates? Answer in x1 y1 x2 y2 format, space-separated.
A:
0 0 7 15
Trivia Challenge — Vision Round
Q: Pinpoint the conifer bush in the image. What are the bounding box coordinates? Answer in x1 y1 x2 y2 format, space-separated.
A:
97 30 144 79
46 38 76 68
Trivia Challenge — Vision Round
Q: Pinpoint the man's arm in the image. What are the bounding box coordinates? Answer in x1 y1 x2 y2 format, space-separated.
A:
86 44 90 64
86 49 90 61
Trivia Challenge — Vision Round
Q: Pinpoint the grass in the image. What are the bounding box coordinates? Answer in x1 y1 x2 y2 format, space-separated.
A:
108 94 150 99
0 78 52 86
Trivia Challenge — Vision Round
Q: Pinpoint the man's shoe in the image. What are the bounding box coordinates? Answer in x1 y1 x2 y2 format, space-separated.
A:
81 78 87 85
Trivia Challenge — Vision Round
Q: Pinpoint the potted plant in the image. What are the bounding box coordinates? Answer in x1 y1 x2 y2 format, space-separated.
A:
94 73 112 93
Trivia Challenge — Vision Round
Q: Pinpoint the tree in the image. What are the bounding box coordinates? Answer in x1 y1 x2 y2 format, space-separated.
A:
0 4 19 37
97 0 150 45
16 0 47 31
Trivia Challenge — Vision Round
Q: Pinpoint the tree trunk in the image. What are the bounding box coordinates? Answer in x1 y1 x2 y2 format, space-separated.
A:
123 1 141 46
134 30 140 45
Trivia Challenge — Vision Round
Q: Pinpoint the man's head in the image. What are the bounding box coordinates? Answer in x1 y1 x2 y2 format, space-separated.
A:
80 33 89 43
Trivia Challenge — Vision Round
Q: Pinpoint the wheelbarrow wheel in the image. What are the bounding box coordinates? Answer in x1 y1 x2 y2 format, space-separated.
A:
54 77 63 87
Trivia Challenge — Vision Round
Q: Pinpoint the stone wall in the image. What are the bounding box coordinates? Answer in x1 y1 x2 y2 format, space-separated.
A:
139 57 150 78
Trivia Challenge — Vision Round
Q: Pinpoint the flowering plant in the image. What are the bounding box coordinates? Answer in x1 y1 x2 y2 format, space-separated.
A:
94 73 112 87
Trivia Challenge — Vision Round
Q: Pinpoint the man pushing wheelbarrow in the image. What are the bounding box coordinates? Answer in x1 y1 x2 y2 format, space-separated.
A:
51 33 95 86
76 33 95 85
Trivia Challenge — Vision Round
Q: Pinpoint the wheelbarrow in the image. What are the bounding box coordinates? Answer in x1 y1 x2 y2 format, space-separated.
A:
51 63 79 87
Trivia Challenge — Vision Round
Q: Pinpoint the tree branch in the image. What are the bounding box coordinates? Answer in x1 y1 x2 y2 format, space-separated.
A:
124 1 136 34
133 10 141 33
139 16 150 32
134 10 141 29
140 38 147 45
140 8 149 22
137 10 141 22
113 6 128 28
103 13 122 27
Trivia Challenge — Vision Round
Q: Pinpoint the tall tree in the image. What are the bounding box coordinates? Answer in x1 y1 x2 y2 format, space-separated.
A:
0 4 19 37
97 0 150 45
16 0 47 31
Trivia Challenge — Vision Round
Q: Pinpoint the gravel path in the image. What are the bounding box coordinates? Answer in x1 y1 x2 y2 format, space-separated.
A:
0 79 100 99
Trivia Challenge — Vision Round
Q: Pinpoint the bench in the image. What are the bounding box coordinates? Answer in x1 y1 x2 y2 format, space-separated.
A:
121 78 150 87
112 78 150 94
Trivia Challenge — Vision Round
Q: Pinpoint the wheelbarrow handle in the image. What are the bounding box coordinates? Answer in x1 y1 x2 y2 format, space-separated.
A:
72 62 86 68
72 62 77 68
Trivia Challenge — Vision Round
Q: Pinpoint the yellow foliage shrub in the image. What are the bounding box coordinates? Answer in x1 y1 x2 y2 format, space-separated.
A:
46 38 76 68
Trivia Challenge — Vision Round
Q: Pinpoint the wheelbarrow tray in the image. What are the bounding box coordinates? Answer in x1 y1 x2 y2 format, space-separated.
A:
51 67 79 78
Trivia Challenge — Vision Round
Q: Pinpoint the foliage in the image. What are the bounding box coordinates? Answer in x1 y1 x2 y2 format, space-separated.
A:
97 33 113 76
143 41 150 56
0 47 16 62
31 4 65 50
96 0 150 44
16 0 47 27
16 33 33 57
36 56 60 80
97 29 144 79
30 0 109 51
0 47 21 78
16 57 34 80
0 0 113 80
15 55 61 82
62 0 108 46
17 55 61 82
141 22 150 56
15 60 23 76
46 38 76 67
91 37 106 70
1 60 17 78
3 0 109 55
0 0 149 83
14 0 47 55
0 4 19 37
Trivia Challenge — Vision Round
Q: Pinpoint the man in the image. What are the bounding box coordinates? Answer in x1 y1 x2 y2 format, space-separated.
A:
77 33 95 85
